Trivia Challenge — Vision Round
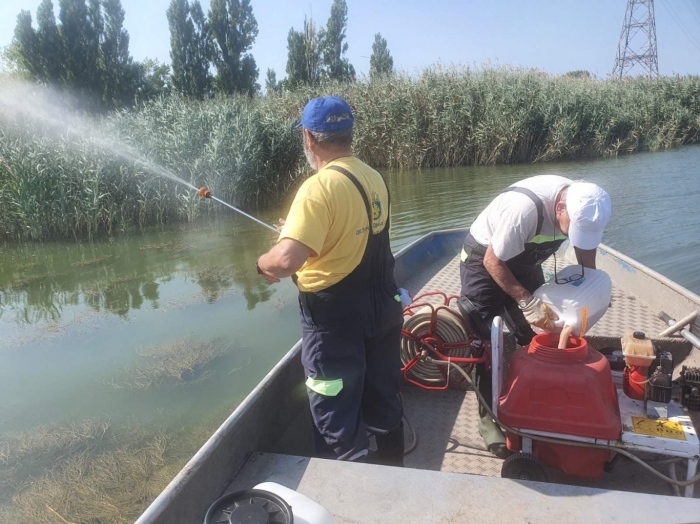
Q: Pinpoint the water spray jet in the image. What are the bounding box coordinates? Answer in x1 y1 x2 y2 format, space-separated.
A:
1 80 279 236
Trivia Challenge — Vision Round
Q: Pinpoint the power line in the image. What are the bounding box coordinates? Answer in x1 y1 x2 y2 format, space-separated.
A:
612 0 660 78
690 0 700 18
682 0 700 29
659 0 700 53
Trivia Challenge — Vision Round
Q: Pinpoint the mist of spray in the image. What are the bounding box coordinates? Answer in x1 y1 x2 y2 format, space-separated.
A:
0 79 198 192
0 80 286 234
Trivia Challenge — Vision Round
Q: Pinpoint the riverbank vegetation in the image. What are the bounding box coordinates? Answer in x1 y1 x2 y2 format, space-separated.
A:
1 68 699 242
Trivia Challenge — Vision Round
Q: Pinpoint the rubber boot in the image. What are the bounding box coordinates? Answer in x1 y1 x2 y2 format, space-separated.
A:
373 424 405 467
472 364 511 459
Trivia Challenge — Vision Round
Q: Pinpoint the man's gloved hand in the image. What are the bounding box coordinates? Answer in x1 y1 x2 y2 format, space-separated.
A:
519 296 559 331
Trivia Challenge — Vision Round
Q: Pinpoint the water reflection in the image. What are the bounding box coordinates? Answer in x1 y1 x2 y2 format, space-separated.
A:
0 221 279 326
2 145 699 329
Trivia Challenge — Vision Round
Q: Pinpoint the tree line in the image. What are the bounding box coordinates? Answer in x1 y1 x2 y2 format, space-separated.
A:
5 0 395 110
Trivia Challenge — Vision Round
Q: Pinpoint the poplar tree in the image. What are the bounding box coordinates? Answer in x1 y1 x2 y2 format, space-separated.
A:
10 0 164 109
285 17 321 88
319 0 354 82
101 0 132 107
85 0 103 94
36 0 63 83
369 33 393 80
58 0 101 97
264 68 277 92
167 0 212 99
190 1 213 96
208 0 259 96
12 11 43 80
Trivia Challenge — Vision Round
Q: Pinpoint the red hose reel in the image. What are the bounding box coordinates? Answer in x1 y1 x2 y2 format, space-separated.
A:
400 291 489 390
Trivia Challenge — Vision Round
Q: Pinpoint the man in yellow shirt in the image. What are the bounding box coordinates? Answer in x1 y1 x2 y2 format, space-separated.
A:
256 97 404 465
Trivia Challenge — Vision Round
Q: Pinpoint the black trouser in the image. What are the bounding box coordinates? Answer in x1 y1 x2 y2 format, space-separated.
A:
459 249 544 453
299 280 404 462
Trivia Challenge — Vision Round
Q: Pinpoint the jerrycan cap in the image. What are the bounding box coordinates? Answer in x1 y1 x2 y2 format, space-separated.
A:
633 331 646 339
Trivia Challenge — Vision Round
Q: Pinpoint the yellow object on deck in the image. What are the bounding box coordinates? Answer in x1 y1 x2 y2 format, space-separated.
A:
631 416 687 440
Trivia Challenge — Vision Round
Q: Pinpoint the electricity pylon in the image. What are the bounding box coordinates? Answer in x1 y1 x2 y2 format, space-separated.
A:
612 0 659 78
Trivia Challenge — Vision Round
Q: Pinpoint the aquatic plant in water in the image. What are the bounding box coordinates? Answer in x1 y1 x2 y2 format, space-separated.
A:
108 338 234 389
0 420 187 524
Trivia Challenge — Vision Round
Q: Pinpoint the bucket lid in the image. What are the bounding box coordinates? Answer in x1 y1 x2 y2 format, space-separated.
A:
204 488 294 524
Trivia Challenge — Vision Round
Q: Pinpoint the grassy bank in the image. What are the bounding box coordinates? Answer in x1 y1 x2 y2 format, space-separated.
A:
1 67 699 241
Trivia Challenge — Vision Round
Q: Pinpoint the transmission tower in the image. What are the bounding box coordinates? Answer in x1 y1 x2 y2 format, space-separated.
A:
612 0 659 78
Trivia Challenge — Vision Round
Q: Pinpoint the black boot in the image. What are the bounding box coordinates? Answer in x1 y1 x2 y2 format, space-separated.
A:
374 424 405 467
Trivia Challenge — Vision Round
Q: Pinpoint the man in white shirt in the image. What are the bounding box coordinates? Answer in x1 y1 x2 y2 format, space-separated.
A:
458 175 612 457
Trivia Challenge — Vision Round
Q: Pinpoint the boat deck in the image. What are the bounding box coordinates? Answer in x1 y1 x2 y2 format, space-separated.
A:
225 452 700 524
400 253 697 496
138 232 700 524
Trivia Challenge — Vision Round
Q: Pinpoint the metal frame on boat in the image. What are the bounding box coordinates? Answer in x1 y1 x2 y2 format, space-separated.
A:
136 228 700 524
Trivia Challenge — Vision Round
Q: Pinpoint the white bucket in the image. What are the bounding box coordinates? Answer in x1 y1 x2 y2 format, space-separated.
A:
254 482 335 524
533 265 612 336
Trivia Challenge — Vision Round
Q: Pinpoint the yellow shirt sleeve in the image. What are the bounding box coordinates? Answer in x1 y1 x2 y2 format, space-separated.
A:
276 157 386 292
279 179 330 257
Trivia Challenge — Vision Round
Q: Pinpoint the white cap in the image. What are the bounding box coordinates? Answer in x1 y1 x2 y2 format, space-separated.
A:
566 182 611 250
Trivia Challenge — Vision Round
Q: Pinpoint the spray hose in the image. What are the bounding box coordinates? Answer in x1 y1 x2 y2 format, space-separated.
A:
429 358 700 488
400 292 487 389
196 186 278 233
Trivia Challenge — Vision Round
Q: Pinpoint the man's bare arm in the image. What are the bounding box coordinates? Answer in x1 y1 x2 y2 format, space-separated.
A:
257 238 313 282
483 245 531 302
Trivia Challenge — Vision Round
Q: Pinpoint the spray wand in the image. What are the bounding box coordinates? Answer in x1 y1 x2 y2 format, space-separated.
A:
197 186 279 233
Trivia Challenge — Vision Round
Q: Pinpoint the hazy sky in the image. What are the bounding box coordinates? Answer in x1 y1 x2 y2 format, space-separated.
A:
2 0 699 80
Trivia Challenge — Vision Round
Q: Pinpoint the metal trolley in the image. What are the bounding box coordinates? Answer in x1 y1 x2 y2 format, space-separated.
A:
489 316 700 498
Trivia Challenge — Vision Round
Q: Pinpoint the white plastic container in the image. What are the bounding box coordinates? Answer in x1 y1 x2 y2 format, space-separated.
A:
254 482 335 524
532 265 612 336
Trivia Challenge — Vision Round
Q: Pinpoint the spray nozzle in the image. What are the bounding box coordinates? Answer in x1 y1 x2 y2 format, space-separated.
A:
197 186 211 199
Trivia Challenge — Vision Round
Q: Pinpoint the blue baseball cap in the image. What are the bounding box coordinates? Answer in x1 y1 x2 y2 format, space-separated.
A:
296 96 354 133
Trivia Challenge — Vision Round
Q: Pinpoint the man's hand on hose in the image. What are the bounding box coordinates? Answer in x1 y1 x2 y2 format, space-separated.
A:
519 296 559 331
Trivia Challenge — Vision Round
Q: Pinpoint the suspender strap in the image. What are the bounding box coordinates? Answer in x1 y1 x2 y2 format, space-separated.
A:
501 186 545 236
326 164 391 232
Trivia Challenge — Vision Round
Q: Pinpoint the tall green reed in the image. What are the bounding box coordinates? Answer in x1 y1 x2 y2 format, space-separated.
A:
1 67 698 242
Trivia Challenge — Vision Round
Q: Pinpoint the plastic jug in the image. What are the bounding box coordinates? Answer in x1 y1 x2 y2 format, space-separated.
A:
254 482 335 524
621 330 655 367
532 265 612 336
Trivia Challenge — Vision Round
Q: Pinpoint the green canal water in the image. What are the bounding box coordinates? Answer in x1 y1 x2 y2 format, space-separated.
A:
0 145 699 516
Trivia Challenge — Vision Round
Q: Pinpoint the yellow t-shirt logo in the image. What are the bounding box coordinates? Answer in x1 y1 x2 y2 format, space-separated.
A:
371 192 382 221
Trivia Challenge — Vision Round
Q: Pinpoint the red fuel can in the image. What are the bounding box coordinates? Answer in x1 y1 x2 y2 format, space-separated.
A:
498 333 621 479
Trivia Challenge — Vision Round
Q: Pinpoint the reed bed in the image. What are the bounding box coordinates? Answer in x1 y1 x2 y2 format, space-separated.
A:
1 67 699 241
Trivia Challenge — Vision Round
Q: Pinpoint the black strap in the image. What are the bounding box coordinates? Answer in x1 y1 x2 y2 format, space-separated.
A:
501 186 545 236
326 164 391 234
